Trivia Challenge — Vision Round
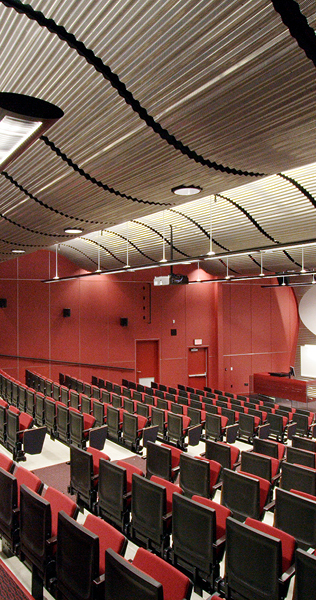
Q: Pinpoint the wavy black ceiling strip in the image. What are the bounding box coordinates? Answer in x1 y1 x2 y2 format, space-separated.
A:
0 211 70 237
277 173 316 209
60 244 98 267
1 171 108 226
83 238 125 265
168 208 229 251
271 0 316 67
1 0 265 178
133 220 188 258
41 136 172 207
107 230 155 262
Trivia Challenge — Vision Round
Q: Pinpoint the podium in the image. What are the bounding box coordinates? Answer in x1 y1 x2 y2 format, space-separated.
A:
251 372 316 404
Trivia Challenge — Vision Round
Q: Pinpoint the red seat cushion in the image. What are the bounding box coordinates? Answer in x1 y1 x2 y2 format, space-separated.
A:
116 460 144 493
133 547 190 600
239 471 270 513
44 486 77 538
150 476 182 512
15 466 42 506
87 447 110 476
290 488 316 501
84 513 126 575
192 495 231 539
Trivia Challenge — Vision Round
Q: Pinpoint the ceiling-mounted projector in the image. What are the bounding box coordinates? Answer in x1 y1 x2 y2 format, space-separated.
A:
154 274 189 286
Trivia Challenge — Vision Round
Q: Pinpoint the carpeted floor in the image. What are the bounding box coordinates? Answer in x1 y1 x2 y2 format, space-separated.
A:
32 462 74 497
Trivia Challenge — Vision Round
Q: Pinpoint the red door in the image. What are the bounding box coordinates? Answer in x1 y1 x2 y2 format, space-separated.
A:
136 340 159 384
188 347 208 389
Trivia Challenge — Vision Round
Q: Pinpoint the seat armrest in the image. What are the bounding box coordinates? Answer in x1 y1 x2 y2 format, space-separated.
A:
279 563 295 584
163 512 173 522
263 499 275 512
212 481 222 491
46 535 57 547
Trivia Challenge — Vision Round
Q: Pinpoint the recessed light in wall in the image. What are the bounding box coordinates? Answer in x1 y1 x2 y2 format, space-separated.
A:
11 249 25 254
64 228 83 234
0 93 63 170
171 185 202 196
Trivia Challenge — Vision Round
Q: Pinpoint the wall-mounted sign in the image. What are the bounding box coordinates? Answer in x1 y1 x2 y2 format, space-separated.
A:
194 339 202 345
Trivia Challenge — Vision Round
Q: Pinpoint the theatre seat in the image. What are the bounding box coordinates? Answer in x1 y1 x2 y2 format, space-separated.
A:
20 484 78 598
179 453 221 499
131 473 172 556
69 445 109 512
204 413 228 442
166 413 191 449
221 468 270 521
205 439 240 473
294 548 316 600
97 459 143 533
132 547 192 600
172 493 230 595
225 516 295 600
5 409 34 461
146 441 180 482
69 407 96 448
274 487 316 550
0 465 42 554
121 412 148 453
83 513 127 578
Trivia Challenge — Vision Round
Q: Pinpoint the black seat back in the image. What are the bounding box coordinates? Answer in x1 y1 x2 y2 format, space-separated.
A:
240 451 272 482
146 441 172 481
180 453 210 498
98 459 127 530
286 446 316 469
20 484 51 573
275 487 316 549
222 469 260 521
295 548 316 600
281 461 316 495
131 474 166 548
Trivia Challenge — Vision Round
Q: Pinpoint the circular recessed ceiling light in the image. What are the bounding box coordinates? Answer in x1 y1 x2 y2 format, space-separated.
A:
64 228 83 234
171 185 202 196
12 249 25 254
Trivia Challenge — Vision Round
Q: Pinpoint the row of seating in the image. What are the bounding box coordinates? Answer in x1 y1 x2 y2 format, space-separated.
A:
0 445 192 600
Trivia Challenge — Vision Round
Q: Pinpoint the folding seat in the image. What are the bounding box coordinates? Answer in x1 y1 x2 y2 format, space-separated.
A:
143 393 155 406
286 445 316 468
25 388 36 418
294 548 316 600
0 398 8 444
122 397 135 413
20 484 78 598
132 390 142 402
69 389 81 410
121 412 147 453
204 403 219 415
80 393 92 415
224 516 295 600
56 511 126 600
266 412 288 442
68 407 96 448
237 412 260 443
179 453 221 499
170 401 183 414
172 493 230 594
99 388 110 403
83 382 92 397
56 403 70 444
122 386 131 399
136 401 151 421
177 394 189 406
45 398 63 439
292 434 316 452
292 411 313 437
240 450 281 491
0 451 14 473
5 409 34 461
204 413 228 442
156 397 170 411
151 407 168 440
59 385 69 406
106 406 125 443
280 461 316 495
97 458 143 533
69 445 109 512
130 473 173 556
0 465 42 554
187 406 205 428
274 487 316 550
52 383 60 402
92 399 108 427
18 384 27 411
221 468 270 521
166 413 191 449
253 436 285 460
91 385 101 399
111 393 122 409
204 440 240 477
34 391 46 426
146 441 179 482
131 547 192 600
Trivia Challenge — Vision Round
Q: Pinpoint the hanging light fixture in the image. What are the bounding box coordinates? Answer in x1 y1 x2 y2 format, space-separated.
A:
260 252 265 277
171 185 202 196
53 244 59 279
207 195 215 256
95 234 101 273
124 222 130 268
0 93 63 170
301 248 307 273
225 258 231 280
160 211 167 263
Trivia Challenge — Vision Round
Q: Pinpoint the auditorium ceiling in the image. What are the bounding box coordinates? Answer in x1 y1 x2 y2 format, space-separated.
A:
1 0 316 283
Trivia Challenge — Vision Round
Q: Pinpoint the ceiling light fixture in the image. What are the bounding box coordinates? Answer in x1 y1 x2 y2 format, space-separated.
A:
300 248 307 273
124 222 130 268
171 185 202 196
207 195 215 256
160 210 167 263
53 244 59 279
260 252 265 277
225 258 231 280
0 92 63 170
11 249 25 254
64 227 83 235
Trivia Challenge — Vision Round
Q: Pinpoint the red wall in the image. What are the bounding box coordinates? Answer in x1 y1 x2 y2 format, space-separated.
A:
0 251 299 393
